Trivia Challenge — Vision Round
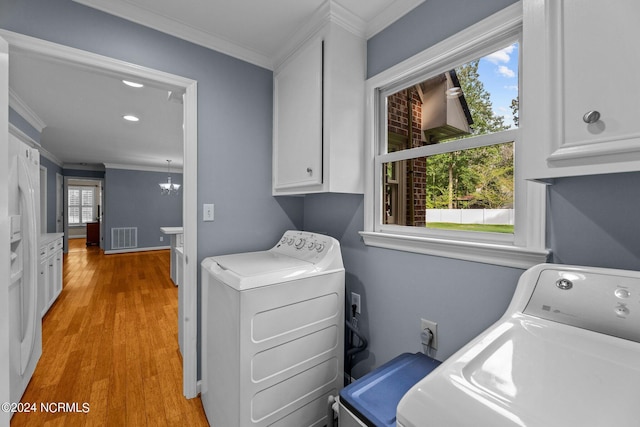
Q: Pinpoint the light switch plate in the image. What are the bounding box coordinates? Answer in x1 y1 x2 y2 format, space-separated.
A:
203 204 214 221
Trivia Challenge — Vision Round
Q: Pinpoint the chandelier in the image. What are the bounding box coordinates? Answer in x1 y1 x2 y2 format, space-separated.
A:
159 160 181 195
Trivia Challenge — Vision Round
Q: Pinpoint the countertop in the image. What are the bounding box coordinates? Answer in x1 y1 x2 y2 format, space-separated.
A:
40 233 64 246
160 227 183 234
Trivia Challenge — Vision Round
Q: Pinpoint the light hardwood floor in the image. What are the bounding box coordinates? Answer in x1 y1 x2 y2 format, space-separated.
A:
11 239 209 426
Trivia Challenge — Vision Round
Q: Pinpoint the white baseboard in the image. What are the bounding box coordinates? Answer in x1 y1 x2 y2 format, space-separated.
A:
104 245 170 255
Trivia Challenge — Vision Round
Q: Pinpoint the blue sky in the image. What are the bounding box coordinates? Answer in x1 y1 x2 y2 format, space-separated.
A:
477 43 519 128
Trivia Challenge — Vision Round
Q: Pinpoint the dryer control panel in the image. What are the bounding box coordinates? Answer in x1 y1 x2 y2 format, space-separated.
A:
271 230 339 265
524 267 640 343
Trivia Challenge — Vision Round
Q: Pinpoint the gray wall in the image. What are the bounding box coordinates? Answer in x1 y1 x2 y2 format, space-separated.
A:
104 168 182 251
367 0 518 78
548 172 640 270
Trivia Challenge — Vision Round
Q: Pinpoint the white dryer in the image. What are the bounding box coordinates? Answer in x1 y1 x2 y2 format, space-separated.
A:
201 230 344 427
397 263 640 426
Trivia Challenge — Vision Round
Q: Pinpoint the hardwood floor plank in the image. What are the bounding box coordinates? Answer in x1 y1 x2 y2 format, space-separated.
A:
12 239 208 426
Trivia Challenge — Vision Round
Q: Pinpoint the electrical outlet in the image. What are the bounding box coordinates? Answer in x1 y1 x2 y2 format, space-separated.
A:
160 236 164 242
421 318 438 350
351 292 361 315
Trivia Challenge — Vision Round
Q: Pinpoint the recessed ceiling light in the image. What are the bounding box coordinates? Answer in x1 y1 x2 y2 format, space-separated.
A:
122 80 144 88
123 115 140 122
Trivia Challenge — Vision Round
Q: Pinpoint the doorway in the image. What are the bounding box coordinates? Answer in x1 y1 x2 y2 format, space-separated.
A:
3 29 199 398
64 177 103 249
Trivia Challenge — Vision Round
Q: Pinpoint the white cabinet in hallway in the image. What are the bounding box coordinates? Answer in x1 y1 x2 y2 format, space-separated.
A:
523 0 640 179
39 233 63 317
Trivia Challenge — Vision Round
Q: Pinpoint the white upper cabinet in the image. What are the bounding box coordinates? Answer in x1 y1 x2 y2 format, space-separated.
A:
273 20 365 195
522 0 640 180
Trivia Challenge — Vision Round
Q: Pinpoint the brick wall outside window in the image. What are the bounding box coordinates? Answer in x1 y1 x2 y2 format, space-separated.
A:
387 88 427 226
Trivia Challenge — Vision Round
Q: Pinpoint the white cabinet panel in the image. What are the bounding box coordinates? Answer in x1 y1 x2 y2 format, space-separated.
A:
273 40 323 190
523 0 640 179
39 235 63 317
562 1 640 148
273 21 365 195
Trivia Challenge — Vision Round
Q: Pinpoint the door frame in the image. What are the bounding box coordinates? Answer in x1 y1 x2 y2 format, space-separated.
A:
56 172 63 233
1 34 12 427
39 165 47 232
63 176 104 247
1 30 199 398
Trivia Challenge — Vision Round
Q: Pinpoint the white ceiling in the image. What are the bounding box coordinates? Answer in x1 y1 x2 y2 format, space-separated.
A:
10 51 185 170
9 0 424 170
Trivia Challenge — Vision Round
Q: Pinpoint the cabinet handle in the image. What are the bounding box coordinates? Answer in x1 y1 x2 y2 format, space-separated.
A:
306 167 313 175
583 110 600 124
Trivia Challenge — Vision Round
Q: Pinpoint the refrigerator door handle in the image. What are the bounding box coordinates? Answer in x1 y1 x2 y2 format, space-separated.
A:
17 154 39 376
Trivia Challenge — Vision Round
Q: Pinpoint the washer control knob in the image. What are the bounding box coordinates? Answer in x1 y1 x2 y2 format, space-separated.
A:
295 238 306 249
307 241 315 250
615 306 630 317
556 278 573 290
615 288 631 299
315 242 325 252
287 237 294 245
280 236 288 244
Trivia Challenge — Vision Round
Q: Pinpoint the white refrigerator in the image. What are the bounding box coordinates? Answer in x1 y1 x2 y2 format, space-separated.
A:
8 132 42 406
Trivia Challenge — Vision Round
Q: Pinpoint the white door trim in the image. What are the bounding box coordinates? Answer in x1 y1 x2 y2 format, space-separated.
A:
1 29 199 398
1 34 13 427
39 165 47 232
56 173 63 233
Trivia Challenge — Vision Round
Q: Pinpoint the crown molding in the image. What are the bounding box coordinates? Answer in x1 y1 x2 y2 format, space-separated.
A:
9 123 39 148
103 162 183 173
10 124 64 168
63 163 106 171
72 0 273 70
273 0 369 71
39 148 64 168
0 29 196 89
8 88 46 132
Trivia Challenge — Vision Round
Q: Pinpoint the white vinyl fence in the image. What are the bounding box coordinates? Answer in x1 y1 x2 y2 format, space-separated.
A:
426 209 514 225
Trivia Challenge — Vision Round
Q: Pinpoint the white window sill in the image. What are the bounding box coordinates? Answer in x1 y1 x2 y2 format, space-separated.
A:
359 231 550 269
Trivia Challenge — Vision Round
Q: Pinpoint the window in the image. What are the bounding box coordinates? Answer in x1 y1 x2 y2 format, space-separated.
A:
68 186 95 225
361 4 548 268
383 53 517 231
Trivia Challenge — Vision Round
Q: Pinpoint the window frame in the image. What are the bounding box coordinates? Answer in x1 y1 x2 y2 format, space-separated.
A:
361 2 549 269
68 185 95 225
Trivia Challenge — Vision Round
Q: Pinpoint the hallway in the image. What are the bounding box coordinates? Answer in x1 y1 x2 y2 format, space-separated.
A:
11 240 208 426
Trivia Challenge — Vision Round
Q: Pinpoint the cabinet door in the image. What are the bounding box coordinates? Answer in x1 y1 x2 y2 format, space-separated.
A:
273 39 323 191
39 257 47 317
53 250 62 299
47 254 55 310
562 0 640 146
523 0 640 179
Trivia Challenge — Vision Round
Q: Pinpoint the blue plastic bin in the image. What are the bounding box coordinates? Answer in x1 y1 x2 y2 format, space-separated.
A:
339 352 441 427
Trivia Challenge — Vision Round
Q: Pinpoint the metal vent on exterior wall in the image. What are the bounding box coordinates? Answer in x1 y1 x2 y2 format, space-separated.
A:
111 227 138 250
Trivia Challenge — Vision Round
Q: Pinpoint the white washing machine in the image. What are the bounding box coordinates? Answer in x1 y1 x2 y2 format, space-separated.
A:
397 263 640 426
201 230 344 427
